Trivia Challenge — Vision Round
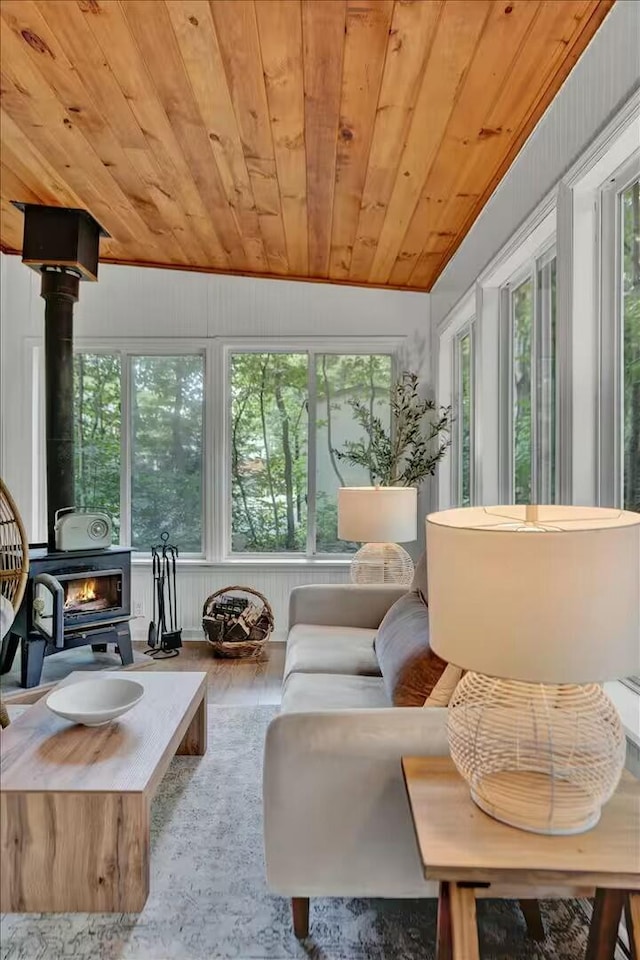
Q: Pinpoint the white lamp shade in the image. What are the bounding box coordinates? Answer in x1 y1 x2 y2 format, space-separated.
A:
426 505 640 683
338 487 417 543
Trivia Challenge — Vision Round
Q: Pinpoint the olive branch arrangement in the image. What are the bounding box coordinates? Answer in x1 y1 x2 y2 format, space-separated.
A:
334 371 452 487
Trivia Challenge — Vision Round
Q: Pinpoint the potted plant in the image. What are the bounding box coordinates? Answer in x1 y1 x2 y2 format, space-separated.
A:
334 371 452 487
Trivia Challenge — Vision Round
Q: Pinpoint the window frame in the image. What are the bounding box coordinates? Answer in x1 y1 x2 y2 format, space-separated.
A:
221 338 400 562
39 335 403 563
598 150 640 508
499 241 558 505
451 322 476 507
72 337 210 559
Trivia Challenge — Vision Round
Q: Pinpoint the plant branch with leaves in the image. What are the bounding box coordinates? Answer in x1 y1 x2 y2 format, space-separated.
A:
334 371 452 487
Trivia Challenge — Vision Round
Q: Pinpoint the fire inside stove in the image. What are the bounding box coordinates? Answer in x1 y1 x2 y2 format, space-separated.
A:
63 574 119 615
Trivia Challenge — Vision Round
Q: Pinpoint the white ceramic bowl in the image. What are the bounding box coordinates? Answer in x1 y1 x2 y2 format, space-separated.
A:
46 677 144 726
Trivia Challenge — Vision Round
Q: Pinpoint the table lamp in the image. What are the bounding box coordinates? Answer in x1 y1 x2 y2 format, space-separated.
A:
338 486 417 585
426 504 640 836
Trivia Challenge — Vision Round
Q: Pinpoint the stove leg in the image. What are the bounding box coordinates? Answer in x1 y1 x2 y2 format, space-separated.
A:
0 632 20 674
116 626 133 666
21 638 46 689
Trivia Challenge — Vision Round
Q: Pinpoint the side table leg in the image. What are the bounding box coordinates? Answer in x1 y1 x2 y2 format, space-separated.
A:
520 899 545 940
436 881 453 960
177 694 207 756
450 884 480 960
626 894 640 960
586 889 625 960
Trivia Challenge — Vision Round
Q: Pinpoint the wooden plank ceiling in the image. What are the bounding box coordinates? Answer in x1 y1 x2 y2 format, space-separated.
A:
0 0 614 291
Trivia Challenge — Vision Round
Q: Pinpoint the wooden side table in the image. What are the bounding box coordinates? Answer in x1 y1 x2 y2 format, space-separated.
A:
402 756 640 960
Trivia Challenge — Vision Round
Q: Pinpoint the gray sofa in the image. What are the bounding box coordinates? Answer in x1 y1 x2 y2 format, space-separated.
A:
263 583 449 937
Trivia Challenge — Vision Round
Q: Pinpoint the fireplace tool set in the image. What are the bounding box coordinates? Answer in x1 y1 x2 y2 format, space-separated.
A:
147 532 182 659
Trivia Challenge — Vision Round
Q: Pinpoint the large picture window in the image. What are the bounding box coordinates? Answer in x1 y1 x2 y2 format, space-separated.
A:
503 247 557 504
74 351 205 554
229 350 393 556
73 343 394 559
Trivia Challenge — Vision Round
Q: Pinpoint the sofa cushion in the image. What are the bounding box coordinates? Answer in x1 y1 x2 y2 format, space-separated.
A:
285 624 381 681
375 591 447 706
281 672 390 713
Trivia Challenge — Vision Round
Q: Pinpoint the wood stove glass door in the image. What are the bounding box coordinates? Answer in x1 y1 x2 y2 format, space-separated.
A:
32 573 64 647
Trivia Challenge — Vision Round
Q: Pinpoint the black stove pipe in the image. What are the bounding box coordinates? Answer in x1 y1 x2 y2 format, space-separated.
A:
41 267 80 551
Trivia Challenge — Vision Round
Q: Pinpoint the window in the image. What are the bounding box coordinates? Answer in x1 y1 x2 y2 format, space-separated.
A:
130 356 204 552
622 178 640 513
230 352 308 554
453 327 474 506
503 248 557 504
74 351 205 553
229 350 393 556
600 153 640 511
74 353 121 542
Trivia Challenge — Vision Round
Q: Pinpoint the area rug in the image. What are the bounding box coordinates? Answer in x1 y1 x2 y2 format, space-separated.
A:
0 646 148 696
0 706 628 960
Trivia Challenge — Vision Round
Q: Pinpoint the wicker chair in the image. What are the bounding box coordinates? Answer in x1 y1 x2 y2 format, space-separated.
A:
0 478 29 727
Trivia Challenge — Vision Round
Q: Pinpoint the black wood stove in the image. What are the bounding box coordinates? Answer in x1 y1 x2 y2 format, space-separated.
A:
0 545 133 688
0 203 134 687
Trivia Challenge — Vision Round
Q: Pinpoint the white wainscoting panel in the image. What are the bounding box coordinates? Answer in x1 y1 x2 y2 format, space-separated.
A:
130 563 352 642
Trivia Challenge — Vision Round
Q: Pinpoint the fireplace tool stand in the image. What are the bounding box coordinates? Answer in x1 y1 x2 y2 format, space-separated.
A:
146 533 182 659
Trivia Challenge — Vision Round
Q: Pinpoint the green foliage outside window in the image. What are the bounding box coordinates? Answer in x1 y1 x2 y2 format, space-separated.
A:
74 354 204 553
512 278 533 505
131 356 204 552
459 334 472 506
230 352 393 554
231 353 308 553
74 353 121 542
315 354 392 552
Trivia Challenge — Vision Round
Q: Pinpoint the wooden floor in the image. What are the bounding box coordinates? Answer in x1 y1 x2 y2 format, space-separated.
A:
133 640 285 707
1 641 286 708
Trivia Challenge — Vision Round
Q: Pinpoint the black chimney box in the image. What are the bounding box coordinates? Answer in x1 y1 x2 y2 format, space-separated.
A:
12 203 108 281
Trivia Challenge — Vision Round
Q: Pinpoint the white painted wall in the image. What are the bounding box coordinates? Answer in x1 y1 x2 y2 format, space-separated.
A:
430 0 640 330
0 254 430 636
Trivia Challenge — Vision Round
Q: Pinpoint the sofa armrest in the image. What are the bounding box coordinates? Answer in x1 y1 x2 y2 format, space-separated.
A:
288 583 406 631
263 707 448 897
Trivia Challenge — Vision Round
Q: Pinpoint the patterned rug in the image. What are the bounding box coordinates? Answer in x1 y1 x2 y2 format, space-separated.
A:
0 706 629 960
0 646 148 696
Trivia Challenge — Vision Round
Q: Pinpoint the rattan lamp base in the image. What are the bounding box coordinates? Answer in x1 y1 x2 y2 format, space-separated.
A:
447 673 627 836
471 773 602 836
350 542 414 585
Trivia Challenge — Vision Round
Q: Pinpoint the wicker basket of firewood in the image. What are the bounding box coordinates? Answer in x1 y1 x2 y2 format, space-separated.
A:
202 586 274 659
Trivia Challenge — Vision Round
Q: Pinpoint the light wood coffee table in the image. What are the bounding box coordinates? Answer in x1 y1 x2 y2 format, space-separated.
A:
1 670 207 913
402 756 640 960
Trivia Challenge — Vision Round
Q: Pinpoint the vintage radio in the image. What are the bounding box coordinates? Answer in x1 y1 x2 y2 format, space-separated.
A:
54 508 112 551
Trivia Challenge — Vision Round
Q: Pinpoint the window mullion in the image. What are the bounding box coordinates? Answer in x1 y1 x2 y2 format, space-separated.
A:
204 343 217 561
306 352 317 557
499 286 514 504
451 338 460 505
120 353 132 548
531 261 540 504
469 321 476 506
